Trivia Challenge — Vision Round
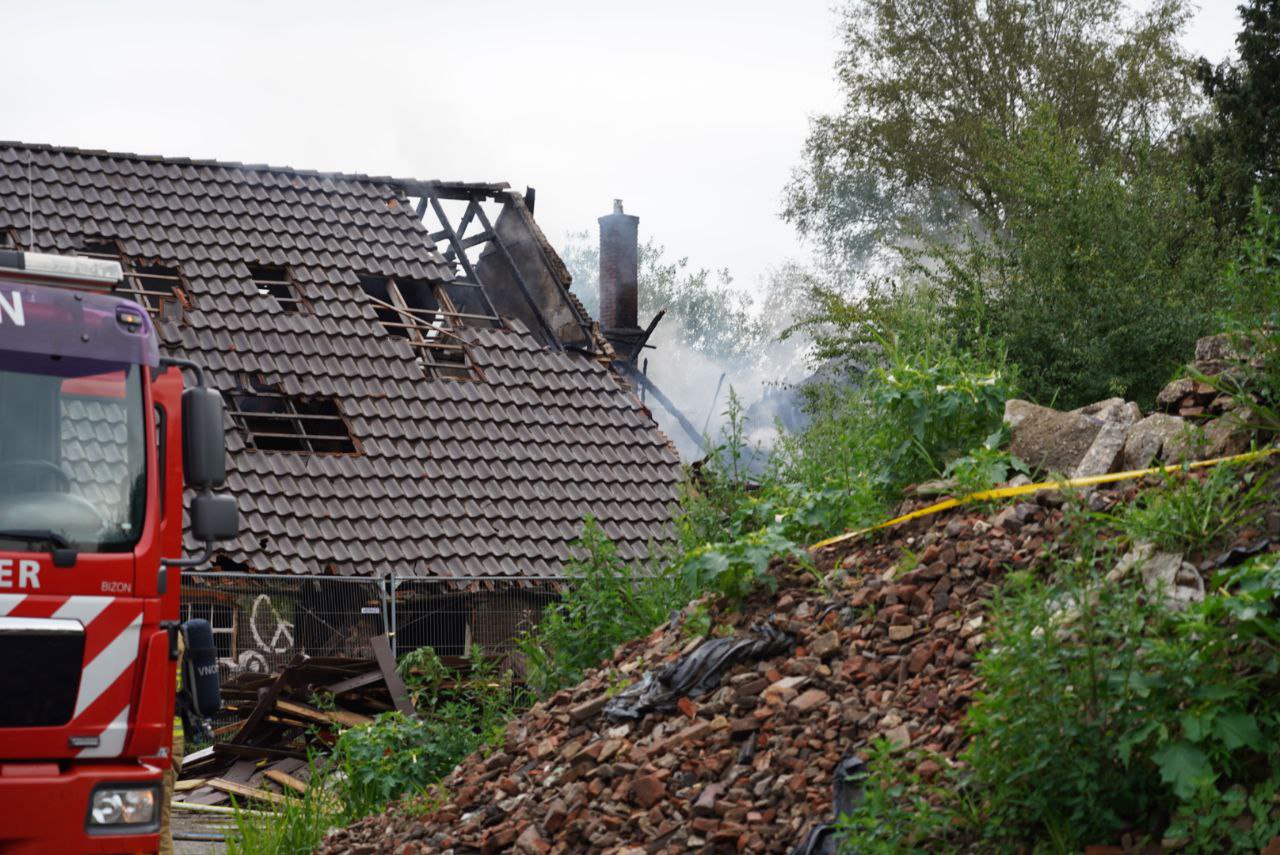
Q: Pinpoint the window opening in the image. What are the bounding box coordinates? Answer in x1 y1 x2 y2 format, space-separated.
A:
228 375 357 454
251 264 308 312
180 600 237 661
72 240 187 321
358 275 477 380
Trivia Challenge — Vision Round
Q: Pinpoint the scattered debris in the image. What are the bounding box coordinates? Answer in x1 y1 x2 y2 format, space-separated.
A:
603 623 794 722
1113 543 1205 610
175 635 412 808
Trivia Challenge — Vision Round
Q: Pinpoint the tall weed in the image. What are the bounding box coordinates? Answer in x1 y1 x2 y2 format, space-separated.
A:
1110 462 1269 554
517 517 689 696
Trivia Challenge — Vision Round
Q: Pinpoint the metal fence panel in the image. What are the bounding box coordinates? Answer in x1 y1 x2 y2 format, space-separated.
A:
391 577 563 662
181 572 390 678
180 573 568 678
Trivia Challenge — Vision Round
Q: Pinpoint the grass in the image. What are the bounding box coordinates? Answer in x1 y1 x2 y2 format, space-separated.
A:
1108 461 1269 554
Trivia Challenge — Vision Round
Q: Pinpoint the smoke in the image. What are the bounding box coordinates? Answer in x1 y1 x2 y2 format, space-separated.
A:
639 266 817 464
558 229 825 464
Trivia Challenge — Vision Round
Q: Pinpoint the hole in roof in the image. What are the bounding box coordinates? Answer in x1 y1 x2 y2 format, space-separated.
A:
358 275 479 381
72 240 188 322
251 264 308 313
228 376 358 454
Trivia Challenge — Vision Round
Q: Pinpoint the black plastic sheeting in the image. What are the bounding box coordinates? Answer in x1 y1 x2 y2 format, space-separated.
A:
790 755 868 855
1212 538 1272 568
602 622 793 722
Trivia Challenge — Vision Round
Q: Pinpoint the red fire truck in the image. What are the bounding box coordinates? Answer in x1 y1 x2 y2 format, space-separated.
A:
0 250 237 853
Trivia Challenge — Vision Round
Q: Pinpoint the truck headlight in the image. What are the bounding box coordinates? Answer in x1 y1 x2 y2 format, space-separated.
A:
88 785 158 826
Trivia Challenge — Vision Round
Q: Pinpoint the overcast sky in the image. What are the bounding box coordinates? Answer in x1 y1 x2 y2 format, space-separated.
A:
2 1 1244 300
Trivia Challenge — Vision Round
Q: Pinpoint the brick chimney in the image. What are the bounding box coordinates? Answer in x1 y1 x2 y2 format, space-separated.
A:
598 199 640 331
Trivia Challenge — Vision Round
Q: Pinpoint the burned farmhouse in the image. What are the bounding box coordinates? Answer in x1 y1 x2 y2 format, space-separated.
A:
0 141 682 672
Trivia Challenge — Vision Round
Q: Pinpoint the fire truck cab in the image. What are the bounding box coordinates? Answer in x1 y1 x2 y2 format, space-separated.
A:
0 250 236 853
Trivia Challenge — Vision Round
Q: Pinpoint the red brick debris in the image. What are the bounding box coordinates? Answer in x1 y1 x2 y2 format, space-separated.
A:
319 494 1079 854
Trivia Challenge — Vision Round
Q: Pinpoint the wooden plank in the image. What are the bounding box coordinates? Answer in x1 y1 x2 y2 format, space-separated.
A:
186 788 230 806
174 778 207 792
180 745 216 767
264 769 309 795
173 801 274 818
275 699 372 729
324 669 383 695
371 634 416 718
206 777 288 806
222 759 259 785
231 656 302 745
213 742 308 762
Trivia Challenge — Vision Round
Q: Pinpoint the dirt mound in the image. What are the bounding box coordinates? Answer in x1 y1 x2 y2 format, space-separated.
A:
319 496 1074 854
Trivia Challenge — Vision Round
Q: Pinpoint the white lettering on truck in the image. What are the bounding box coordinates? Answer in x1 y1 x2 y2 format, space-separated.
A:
0 559 40 589
0 291 24 327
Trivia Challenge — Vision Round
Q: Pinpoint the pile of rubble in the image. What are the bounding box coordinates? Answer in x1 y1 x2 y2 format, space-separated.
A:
1005 333 1258 480
320 497 1075 854
177 637 413 808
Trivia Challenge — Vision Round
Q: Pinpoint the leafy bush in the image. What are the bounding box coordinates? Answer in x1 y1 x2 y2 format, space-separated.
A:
679 524 810 602
942 428 1028 497
962 538 1280 848
517 517 690 696
330 710 483 812
934 112 1225 410
869 343 1013 488
778 338 1014 498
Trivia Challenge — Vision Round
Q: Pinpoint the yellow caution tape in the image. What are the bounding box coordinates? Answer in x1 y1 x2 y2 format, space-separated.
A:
808 446 1280 552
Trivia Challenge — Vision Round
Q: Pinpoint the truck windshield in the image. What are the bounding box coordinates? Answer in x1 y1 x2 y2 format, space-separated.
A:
0 353 146 553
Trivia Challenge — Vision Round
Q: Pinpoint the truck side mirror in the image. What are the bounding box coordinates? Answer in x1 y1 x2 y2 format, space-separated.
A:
182 387 227 489
190 492 238 542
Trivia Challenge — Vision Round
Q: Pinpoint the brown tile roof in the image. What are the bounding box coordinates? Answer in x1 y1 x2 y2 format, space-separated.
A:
0 141 682 578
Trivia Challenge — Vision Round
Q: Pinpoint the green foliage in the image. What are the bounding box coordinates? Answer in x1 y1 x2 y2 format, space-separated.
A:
777 338 1013 503
330 710 480 811
679 525 809 602
785 0 1198 269
517 517 689 696
1205 193 1280 438
397 646 516 742
1190 0 1280 226
943 428 1028 497
961 538 1280 848
928 112 1225 409
834 741 961 853
1110 462 1268 553
1165 774 1280 853
230 652 516 854
869 343 1013 487
227 769 338 855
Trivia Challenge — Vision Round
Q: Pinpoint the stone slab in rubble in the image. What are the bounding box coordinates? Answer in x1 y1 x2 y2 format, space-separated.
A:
1121 413 1188 470
1005 399 1104 474
1072 421 1130 478
1072 397 1141 426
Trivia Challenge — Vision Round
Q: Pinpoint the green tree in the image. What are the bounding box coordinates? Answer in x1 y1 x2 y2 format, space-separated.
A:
960 113 1223 408
785 0 1199 267
1189 0 1280 224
